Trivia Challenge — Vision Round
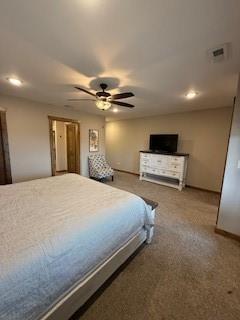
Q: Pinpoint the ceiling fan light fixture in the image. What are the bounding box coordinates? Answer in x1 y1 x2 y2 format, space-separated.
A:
7 77 22 86
186 91 198 99
96 100 111 111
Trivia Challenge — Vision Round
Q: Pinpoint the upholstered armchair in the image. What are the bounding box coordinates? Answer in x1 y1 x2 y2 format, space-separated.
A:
88 154 114 181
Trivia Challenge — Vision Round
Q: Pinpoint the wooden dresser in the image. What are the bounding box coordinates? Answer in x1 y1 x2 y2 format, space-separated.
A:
139 151 189 191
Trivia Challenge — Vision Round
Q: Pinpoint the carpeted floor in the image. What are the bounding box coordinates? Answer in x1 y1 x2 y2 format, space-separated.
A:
72 171 240 320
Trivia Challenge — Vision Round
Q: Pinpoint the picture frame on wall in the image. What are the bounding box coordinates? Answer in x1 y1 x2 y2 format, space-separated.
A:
89 129 99 152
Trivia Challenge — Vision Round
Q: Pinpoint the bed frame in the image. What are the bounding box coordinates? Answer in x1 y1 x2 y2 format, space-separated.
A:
40 200 157 320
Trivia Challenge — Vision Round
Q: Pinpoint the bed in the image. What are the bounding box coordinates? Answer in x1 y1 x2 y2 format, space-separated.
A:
0 174 155 320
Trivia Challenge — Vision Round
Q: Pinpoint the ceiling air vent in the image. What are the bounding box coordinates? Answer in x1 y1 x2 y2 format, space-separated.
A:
207 43 231 63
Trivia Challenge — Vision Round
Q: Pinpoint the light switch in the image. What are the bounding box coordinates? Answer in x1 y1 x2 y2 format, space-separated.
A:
238 160 240 169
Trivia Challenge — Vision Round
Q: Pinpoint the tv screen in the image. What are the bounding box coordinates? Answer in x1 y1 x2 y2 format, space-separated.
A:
149 134 178 153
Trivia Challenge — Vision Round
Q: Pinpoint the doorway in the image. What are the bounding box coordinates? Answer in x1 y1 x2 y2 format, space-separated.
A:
48 116 80 176
0 111 12 184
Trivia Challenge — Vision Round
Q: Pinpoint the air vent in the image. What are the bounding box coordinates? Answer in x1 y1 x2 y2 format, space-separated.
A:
207 43 231 63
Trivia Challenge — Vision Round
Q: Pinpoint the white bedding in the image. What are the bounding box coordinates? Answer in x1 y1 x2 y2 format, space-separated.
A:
0 174 152 320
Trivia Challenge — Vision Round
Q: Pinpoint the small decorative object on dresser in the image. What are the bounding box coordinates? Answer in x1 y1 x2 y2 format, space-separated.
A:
139 151 189 191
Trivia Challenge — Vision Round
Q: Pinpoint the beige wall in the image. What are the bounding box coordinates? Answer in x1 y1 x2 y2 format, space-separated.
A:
106 107 232 192
0 94 105 182
217 75 240 236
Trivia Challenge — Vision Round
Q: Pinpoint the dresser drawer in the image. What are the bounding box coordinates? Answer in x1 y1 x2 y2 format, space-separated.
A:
141 158 151 166
167 170 180 179
147 167 159 175
151 154 168 168
140 166 159 175
140 164 158 173
140 165 150 172
158 169 179 178
167 163 183 172
140 153 151 159
170 156 184 164
140 166 156 174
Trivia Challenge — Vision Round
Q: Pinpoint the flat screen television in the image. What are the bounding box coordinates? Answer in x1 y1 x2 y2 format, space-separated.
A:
149 134 178 153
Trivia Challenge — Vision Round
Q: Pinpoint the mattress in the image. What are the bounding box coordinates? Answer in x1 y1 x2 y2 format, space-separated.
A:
0 174 152 320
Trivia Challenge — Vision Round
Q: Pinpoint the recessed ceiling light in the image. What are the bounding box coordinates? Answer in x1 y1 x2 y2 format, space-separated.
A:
112 108 118 113
186 91 198 99
7 78 22 86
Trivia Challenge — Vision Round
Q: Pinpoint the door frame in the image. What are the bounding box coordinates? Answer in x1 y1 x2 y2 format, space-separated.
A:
0 110 12 184
48 116 80 176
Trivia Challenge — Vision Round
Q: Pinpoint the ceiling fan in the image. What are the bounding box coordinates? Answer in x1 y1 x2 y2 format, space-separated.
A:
68 83 135 110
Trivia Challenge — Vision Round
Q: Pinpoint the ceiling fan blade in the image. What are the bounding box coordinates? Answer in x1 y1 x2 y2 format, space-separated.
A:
74 86 96 97
111 101 135 108
68 98 95 101
110 92 134 100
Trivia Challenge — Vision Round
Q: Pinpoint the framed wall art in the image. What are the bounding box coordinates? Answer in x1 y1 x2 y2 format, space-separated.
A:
89 129 99 152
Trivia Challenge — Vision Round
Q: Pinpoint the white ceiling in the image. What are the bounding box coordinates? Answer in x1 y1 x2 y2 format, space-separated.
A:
0 0 239 121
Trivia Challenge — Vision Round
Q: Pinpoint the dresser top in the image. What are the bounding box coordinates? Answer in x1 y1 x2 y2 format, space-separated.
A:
140 150 189 157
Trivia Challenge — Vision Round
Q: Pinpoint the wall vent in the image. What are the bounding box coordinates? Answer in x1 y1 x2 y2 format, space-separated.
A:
207 43 231 63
